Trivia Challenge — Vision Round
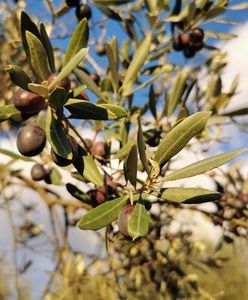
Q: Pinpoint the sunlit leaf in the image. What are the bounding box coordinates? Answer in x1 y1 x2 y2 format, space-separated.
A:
78 195 129 230
163 149 247 182
154 112 211 166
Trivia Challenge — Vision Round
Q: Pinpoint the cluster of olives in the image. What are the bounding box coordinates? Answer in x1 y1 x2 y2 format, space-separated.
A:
14 73 93 174
172 28 205 58
65 0 92 22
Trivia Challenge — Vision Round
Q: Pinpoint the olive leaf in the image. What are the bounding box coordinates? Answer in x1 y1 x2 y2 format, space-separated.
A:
74 67 103 99
166 68 189 116
158 187 222 204
205 31 237 40
39 23 56 73
49 87 67 109
5 65 32 91
25 31 51 81
45 108 73 160
65 99 126 120
124 144 138 187
96 4 122 21
20 11 41 62
78 195 129 230
137 116 150 176
93 0 134 4
106 43 119 94
115 140 136 160
63 18 89 66
50 168 63 185
0 105 22 123
28 83 48 97
48 48 88 90
154 112 211 166
122 34 152 97
0 149 34 162
163 149 247 182
73 146 103 187
128 202 151 240
148 84 157 119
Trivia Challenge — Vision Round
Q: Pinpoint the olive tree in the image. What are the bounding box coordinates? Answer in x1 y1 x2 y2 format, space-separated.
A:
1 0 248 299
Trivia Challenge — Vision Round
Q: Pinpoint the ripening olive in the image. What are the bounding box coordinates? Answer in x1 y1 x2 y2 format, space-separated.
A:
183 44 196 58
31 163 49 181
172 36 183 51
95 44 106 56
65 0 80 7
189 28 204 43
47 73 71 93
13 88 46 114
117 205 135 237
51 135 78 166
91 141 106 158
180 34 190 46
17 124 46 157
75 4 92 21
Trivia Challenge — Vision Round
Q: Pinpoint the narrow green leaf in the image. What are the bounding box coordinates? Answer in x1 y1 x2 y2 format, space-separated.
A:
221 108 248 117
73 146 103 187
45 108 73 159
148 84 157 119
63 19 89 66
125 144 138 187
93 0 134 4
163 149 247 182
50 168 63 185
0 105 22 123
28 83 48 97
137 116 150 176
122 34 152 96
65 99 126 120
78 195 129 230
115 140 136 160
39 23 56 72
128 203 150 240
227 3 248 10
108 37 119 67
66 183 91 202
106 43 119 94
49 87 67 109
154 112 211 166
159 187 221 204
74 67 103 99
20 11 41 62
167 68 189 116
0 149 34 162
5 65 32 90
205 31 237 40
149 158 160 179
25 31 51 81
49 48 88 90
96 4 122 21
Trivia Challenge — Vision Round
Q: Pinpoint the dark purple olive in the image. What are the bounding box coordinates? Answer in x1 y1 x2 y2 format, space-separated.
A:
172 36 183 51
17 125 46 157
31 163 49 181
75 4 92 21
194 41 204 51
65 0 80 7
51 135 78 166
117 205 135 237
95 44 106 56
183 44 196 58
13 88 46 114
47 73 71 93
189 28 204 43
